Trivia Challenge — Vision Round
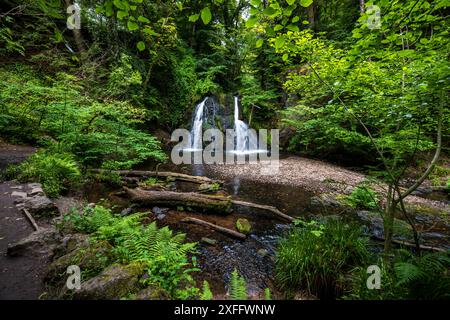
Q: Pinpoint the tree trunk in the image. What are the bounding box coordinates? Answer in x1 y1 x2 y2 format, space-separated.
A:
90 169 222 185
124 187 232 213
181 217 246 240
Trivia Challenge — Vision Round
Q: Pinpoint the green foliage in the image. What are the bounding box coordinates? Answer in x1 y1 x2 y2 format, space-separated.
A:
8 150 80 198
276 219 370 299
64 205 199 299
395 252 450 300
0 64 166 169
200 281 213 300
346 251 450 300
345 185 380 210
229 269 248 300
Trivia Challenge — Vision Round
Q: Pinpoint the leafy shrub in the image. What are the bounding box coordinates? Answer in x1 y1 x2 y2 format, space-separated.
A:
65 205 199 299
395 252 450 300
276 219 370 299
346 252 450 300
9 150 80 197
346 185 380 210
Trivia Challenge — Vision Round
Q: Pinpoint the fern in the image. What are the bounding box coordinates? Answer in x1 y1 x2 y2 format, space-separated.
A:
200 281 213 300
230 269 248 300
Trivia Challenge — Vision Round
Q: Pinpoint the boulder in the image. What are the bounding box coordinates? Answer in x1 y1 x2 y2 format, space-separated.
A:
29 187 44 196
23 195 59 218
72 263 145 300
309 193 354 215
134 285 170 300
7 227 61 260
45 240 113 285
11 191 28 199
236 218 252 235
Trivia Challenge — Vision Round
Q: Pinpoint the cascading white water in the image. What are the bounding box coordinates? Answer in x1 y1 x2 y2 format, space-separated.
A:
233 96 258 153
189 97 208 151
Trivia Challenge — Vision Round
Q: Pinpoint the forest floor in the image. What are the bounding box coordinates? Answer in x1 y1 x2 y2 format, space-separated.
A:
0 142 44 299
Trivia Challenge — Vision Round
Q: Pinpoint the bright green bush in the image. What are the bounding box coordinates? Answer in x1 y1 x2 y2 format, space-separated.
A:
345 185 380 210
229 269 248 300
9 151 81 197
276 219 370 299
65 205 199 299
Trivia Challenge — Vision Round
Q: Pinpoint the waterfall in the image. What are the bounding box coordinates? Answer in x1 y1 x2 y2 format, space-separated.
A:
233 96 258 153
189 97 208 150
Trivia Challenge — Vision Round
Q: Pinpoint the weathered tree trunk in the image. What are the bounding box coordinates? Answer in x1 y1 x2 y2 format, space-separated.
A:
181 217 246 240
231 200 295 222
124 187 232 213
90 169 222 185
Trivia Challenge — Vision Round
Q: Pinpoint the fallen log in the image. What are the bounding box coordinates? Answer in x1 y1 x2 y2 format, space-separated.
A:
90 169 221 185
181 217 246 240
232 200 295 223
124 187 232 213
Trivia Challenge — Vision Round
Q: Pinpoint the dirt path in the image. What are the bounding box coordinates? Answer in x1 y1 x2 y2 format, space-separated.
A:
0 142 44 300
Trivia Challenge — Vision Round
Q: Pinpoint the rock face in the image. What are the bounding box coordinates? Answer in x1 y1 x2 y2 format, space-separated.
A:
7 227 61 260
72 264 144 300
45 240 113 286
309 193 354 215
236 218 252 234
134 286 170 300
22 195 58 217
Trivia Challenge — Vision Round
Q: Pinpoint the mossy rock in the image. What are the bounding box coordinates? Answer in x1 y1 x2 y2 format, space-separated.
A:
72 263 146 300
45 239 113 286
134 285 170 300
236 218 252 234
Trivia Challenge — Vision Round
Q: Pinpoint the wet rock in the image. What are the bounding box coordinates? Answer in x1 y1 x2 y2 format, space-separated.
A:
11 191 28 199
73 263 145 300
236 218 252 235
7 227 60 260
156 214 166 221
152 207 169 215
201 237 217 246
121 207 133 216
28 183 42 189
309 193 354 215
134 285 170 300
23 195 59 218
257 249 269 258
54 233 90 258
29 187 44 196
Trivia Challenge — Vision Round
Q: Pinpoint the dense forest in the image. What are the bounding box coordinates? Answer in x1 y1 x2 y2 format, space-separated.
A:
0 0 449 302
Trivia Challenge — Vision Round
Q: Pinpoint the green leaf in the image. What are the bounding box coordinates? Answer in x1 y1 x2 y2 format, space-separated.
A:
256 39 264 48
274 36 285 50
127 21 139 31
286 0 296 5
189 14 199 22
113 0 126 10
201 7 212 25
137 41 145 51
246 16 258 28
137 16 150 23
117 11 129 20
300 0 313 7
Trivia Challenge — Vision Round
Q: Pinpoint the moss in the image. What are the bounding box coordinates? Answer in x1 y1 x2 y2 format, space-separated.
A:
236 218 252 234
